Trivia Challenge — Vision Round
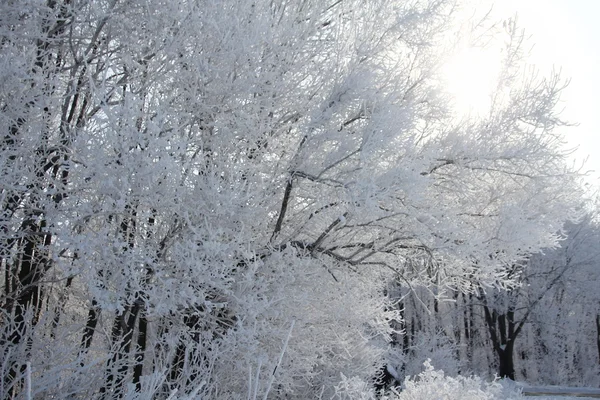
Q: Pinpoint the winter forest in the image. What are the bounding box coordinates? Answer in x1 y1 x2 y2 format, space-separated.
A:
1 0 599 398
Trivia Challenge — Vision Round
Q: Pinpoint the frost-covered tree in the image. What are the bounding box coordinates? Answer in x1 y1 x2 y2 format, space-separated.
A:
518 216 600 385
0 0 584 398
389 214 600 387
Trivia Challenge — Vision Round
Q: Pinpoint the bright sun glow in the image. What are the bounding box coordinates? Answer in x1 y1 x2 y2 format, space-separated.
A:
441 46 502 116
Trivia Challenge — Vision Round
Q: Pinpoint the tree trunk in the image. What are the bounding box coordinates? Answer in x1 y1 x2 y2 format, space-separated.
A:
132 302 147 391
498 341 516 380
463 293 474 366
99 310 127 398
482 303 518 380
596 313 600 365
80 300 100 353
100 303 141 399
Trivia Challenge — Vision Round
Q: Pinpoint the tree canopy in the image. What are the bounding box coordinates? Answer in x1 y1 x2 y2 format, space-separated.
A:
0 0 586 398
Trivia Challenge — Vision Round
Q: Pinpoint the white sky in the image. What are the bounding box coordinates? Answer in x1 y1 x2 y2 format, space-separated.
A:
491 0 600 187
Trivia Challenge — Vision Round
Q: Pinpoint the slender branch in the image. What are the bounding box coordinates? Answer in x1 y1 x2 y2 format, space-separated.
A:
310 212 348 253
270 176 294 243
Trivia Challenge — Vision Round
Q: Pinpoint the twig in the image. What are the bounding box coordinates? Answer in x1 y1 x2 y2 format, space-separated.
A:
263 319 296 400
166 388 178 400
25 362 32 400
252 359 262 400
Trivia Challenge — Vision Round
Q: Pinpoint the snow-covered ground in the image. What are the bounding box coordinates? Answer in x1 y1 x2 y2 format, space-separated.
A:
521 385 600 399
529 397 600 400
530 397 587 400
524 396 599 399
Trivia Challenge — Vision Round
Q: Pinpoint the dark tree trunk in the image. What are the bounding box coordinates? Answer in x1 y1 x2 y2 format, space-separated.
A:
114 301 141 395
498 342 515 380
482 302 518 380
168 313 200 386
169 341 188 385
596 314 600 365
80 300 100 353
100 310 127 398
99 302 141 399
51 275 73 337
463 292 474 366
132 302 147 391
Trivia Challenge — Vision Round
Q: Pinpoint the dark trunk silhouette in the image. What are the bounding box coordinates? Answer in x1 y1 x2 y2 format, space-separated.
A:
482 301 519 379
498 341 516 380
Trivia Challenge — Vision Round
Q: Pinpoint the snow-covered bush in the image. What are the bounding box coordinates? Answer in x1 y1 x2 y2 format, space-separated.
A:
393 330 461 382
326 362 524 400
396 360 523 400
330 374 379 400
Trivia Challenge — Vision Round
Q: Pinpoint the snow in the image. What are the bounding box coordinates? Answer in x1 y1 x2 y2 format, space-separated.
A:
528 395 600 399
521 384 600 399
529 397 595 400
